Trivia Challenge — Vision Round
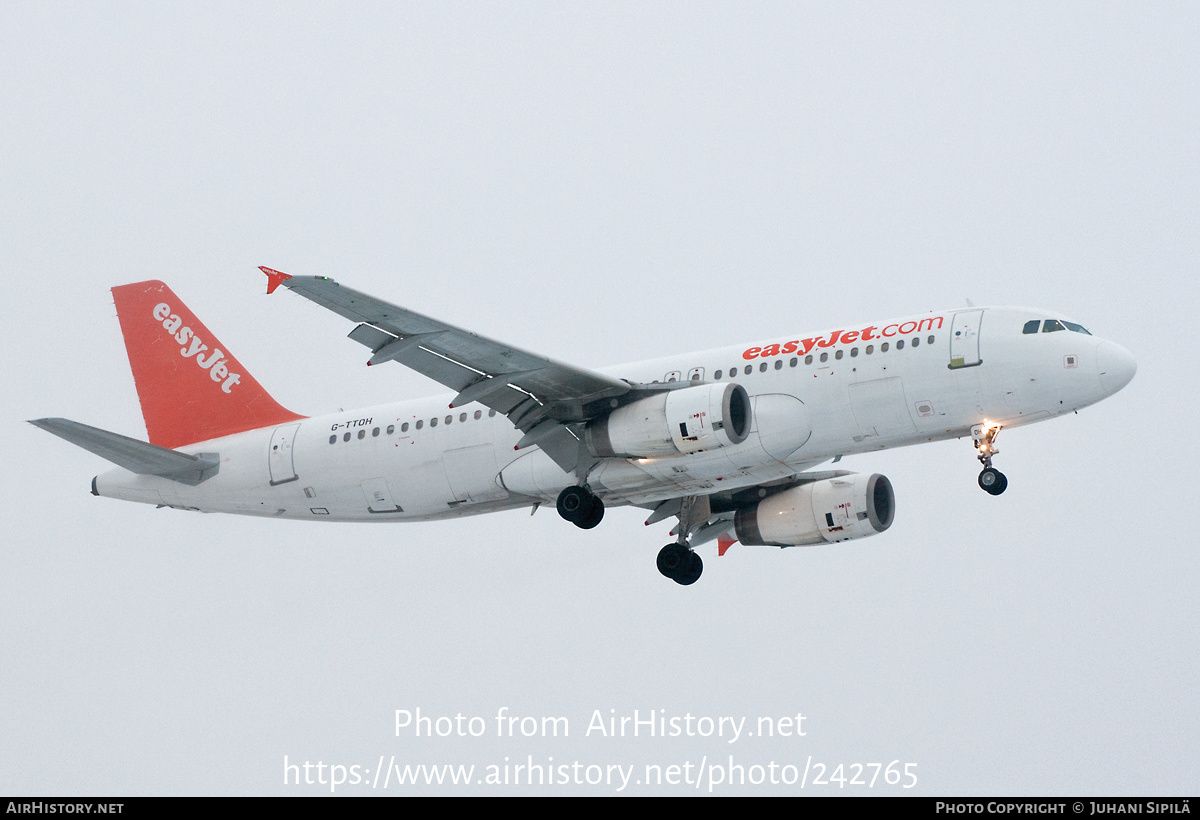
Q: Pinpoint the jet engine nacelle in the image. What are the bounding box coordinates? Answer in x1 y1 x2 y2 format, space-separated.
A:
734 473 895 546
585 382 752 459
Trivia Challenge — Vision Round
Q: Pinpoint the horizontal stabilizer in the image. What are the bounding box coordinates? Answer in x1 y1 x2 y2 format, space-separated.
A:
29 418 219 486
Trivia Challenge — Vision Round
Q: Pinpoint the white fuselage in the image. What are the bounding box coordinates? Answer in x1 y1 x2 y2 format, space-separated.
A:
93 307 1134 521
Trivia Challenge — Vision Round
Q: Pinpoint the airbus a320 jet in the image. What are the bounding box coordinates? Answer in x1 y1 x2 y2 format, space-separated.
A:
31 268 1136 585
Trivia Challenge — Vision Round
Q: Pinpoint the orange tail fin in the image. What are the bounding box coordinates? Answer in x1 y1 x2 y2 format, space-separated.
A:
111 280 304 448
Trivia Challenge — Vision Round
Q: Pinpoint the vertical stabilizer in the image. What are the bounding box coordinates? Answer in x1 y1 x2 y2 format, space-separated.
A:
111 280 304 448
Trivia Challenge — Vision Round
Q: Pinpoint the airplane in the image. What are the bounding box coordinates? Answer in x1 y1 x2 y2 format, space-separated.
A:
30 268 1137 585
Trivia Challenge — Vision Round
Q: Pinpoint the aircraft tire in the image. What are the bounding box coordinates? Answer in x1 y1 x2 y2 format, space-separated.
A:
657 543 688 579
978 468 1008 496
674 551 703 586
556 486 591 522
657 544 702 584
574 497 605 529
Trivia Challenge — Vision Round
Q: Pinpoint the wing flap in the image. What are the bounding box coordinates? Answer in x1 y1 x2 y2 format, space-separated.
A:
346 322 394 350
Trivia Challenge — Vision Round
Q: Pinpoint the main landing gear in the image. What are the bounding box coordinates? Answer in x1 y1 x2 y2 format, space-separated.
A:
556 485 604 529
556 486 706 585
657 543 703 586
656 495 708 585
972 423 1008 496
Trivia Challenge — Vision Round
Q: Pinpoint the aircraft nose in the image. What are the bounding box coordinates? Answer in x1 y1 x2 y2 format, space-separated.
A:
1096 340 1137 395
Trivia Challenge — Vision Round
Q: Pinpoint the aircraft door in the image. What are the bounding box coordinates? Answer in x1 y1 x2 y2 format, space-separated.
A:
268 423 301 485
949 310 984 369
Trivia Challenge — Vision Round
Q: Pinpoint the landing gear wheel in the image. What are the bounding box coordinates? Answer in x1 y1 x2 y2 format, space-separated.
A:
575 497 605 529
556 486 590 521
657 543 703 585
657 543 686 577
557 486 605 529
978 467 1008 495
676 551 703 586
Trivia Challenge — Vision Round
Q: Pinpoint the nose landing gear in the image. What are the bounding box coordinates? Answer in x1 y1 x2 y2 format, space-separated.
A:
972 423 1007 496
556 485 605 529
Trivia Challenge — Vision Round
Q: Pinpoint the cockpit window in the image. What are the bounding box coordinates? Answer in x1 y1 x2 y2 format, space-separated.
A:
1027 318 1092 335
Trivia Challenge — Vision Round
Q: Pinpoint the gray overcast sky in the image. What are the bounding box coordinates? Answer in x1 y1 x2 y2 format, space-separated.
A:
2 2 1197 795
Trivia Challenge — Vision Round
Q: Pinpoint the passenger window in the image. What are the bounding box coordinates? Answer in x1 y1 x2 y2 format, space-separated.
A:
489 409 496 417
430 418 438 427
474 411 482 420
805 355 813 365
927 335 935 344
357 430 365 439
459 413 467 423
343 432 351 442
820 352 828 363
714 369 723 380
866 345 874 355
1023 320 1041 334
402 422 409 432
881 342 889 352
445 415 452 425
774 360 783 370
850 347 859 357
912 337 920 348
1043 320 1065 333
387 425 395 435
744 365 752 376
372 427 380 437
759 362 768 372
835 350 843 360
416 420 423 430
329 435 336 445
897 340 905 350
790 357 798 367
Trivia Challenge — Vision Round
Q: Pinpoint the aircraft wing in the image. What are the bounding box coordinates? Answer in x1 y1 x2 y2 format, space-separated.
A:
262 267 648 472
